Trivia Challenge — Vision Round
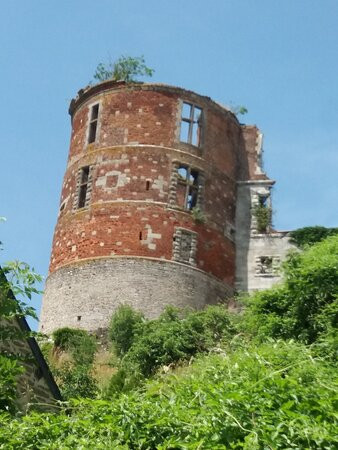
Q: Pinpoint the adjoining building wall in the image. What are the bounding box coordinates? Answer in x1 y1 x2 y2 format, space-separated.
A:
235 181 296 292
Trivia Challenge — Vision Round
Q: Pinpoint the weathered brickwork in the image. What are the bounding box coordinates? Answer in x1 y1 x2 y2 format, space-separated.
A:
40 81 274 334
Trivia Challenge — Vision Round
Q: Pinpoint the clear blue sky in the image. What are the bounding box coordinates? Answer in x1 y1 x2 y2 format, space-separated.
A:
1 0 337 328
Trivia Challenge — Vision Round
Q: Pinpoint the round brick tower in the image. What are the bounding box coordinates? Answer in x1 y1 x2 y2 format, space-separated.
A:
40 81 251 333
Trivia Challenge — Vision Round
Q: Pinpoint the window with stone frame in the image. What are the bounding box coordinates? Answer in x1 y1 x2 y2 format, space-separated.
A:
88 103 99 144
176 165 201 210
74 166 93 210
255 255 280 277
251 189 272 234
180 102 203 146
172 228 197 266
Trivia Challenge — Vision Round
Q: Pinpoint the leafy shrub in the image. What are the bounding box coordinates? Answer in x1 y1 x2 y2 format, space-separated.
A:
38 341 53 362
0 356 23 413
52 327 97 366
1 341 336 448
191 207 206 224
289 225 338 248
109 305 144 356
242 235 338 344
93 55 154 83
253 204 272 233
54 364 98 400
109 305 236 392
53 327 86 350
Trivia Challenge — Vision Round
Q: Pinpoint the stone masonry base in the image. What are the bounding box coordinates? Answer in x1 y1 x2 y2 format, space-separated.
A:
39 257 233 334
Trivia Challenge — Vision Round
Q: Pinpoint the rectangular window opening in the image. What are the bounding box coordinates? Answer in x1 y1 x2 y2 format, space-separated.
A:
172 228 197 266
78 166 90 209
91 104 99 120
77 315 82 322
88 104 99 144
180 102 202 146
258 195 268 207
259 256 273 274
177 164 200 210
146 180 150 190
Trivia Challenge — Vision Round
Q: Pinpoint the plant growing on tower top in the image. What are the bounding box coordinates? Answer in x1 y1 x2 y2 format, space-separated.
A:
93 55 155 83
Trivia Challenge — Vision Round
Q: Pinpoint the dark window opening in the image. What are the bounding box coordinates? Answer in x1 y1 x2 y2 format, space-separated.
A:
139 231 143 240
91 103 99 120
77 315 82 322
146 180 150 190
180 102 202 146
78 166 90 209
177 165 199 210
259 195 268 207
59 202 65 212
88 104 99 144
259 256 273 274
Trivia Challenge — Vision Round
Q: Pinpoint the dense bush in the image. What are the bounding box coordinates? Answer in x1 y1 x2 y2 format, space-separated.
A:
109 305 236 392
109 305 144 356
242 235 338 345
54 364 98 400
51 328 98 398
52 327 97 366
289 225 338 248
0 341 336 448
0 356 23 413
253 204 272 233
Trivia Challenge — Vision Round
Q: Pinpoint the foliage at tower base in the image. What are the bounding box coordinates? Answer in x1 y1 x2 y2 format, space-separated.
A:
0 235 337 448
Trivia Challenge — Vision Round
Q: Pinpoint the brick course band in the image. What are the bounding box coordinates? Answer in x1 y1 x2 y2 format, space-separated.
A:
40 257 232 334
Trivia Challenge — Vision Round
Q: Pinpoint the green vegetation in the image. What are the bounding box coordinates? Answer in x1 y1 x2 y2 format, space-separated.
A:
54 365 98 400
0 356 23 414
230 104 248 116
191 206 207 224
46 327 98 400
109 304 144 356
289 225 338 248
242 235 338 349
109 305 235 393
0 342 336 448
253 204 272 233
0 254 42 413
93 55 154 83
0 234 337 447
52 327 97 366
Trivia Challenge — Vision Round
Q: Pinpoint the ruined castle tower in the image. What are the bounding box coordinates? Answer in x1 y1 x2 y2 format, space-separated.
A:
40 81 291 334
